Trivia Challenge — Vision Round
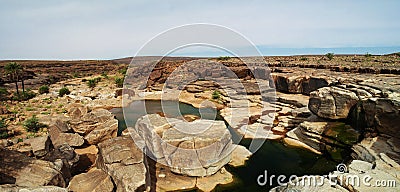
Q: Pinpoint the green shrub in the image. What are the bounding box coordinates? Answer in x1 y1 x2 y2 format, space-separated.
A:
365 52 372 57
38 85 50 94
212 90 221 100
300 57 308 61
326 53 334 60
0 118 8 139
13 90 36 101
58 87 70 97
87 79 97 88
115 77 124 88
217 56 231 61
23 116 45 132
119 68 127 75
101 72 109 79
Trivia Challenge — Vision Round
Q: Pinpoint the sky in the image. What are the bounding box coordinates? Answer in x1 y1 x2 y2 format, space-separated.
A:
0 0 399 59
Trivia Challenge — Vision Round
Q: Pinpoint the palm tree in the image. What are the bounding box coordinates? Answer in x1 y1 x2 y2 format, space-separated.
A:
4 62 23 95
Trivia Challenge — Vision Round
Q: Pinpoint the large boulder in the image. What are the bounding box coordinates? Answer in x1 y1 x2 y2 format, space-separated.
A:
359 98 400 139
96 136 148 192
0 148 66 187
134 114 233 177
68 106 118 145
68 168 114 192
309 86 359 119
48 118 84 147
28 135 52 157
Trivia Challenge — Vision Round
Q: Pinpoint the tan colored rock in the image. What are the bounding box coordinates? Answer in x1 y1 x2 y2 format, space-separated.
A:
52 133 84 147
229 144 252 167
0 185 68 192
309 86 359 119
28 135 51 157
0 148 65 188
97 136 148 192
68 168 114 192
84 118 118 145
135 114 233 177
67 103 88 119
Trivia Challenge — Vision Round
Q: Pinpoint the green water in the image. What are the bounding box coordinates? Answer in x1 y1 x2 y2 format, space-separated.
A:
111 100 340 191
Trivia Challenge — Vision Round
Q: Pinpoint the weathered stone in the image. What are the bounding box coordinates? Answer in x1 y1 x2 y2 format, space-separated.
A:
309 86 359 119
134 114 233 177
28 135 51 157
285 121 360 154
68 108 118 145
229 144 252 167
97 136 148 192
74 145 98 172
0 148 65 187
0 185 68 192
52 133 84 147
68 168 114 192
67 103 88 119
84 118 118 145
361 98 400 139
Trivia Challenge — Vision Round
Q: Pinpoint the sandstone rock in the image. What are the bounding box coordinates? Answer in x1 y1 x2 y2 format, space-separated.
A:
360 98 400 139
0 148 65 187
229 144 252 167
309 86 359 119
134 114 233 177
285 121 360 154
74 145 98 172
84 118 118 145
69 108 118 145
41 144 80 181
68 168 114 192
28 135 51 157
152 162 233 192
302 76 332 95
97 136 148 192
0 185 68 192
67 103 88 119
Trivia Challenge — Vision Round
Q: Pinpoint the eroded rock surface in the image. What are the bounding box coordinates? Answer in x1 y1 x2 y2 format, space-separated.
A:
134 114 233 177
96 136 148 192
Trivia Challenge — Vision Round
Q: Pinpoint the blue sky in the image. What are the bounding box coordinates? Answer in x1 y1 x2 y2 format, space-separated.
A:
0 0 399 59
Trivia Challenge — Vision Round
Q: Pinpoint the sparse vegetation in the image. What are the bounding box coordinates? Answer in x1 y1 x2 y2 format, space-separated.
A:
300 57 308 61
101 72 109 79
59 87 70 97
0 118 8 139
38 85 50 94
326 53 334 60
212 90 221 100
115 77 124 88
217 56 231 61
119 68 127 75
87 79 97 88
13 89 36 101
365 52 372 57
23 115 46 132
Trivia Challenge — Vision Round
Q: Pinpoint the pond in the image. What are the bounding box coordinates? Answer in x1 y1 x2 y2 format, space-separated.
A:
111 100 340 191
